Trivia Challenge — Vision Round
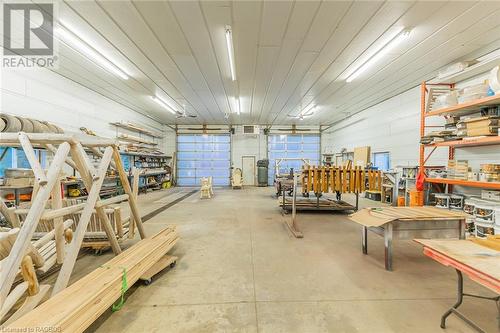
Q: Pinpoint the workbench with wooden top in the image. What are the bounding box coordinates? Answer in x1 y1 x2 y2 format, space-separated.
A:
349 207 470 270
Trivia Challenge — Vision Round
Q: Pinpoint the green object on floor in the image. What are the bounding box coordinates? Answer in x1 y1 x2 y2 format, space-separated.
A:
101 265 128 312
112 267 128 312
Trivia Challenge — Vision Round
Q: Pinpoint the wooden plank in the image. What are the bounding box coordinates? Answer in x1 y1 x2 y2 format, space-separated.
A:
51 146 114 296
415 239 500 286
129 168 140 239
353 146 370 167
51 179 65 264
3 285 51 326
18 133 48 186
8 227 178 332
0 282 28 321
113 148 146 239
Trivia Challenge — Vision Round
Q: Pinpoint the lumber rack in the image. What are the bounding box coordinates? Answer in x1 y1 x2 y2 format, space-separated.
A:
0 132 148 324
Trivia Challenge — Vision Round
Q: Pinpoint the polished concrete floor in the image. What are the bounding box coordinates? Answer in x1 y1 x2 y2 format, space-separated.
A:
83 187 497 333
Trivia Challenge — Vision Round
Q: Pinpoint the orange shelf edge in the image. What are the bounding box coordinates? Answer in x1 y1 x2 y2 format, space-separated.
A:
424 136 500 148
425 177 500 189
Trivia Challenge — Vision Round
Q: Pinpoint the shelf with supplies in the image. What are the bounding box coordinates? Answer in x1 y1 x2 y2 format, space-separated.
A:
424 136 500 148
62 176 123 199
425 94 500 117
110 122 164 139
419 82 500 192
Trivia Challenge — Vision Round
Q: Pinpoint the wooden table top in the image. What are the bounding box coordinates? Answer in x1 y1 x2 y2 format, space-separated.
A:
415 239 499 293
349 206 471 227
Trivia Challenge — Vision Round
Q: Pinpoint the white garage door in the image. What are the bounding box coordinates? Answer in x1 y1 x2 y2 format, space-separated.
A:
268 134 320 185
177 134 231 186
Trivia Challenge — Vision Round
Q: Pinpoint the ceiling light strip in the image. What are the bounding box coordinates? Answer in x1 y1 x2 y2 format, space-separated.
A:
151 96 177 115
346 28 411 83
225 25 236 81
56 24 129 80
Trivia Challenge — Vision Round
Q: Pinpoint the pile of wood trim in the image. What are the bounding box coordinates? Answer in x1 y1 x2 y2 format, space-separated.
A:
6 226 178 332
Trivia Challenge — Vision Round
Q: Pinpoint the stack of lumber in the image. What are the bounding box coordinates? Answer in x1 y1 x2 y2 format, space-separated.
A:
6 226 179 332
457 116 498 137
301 165 381 195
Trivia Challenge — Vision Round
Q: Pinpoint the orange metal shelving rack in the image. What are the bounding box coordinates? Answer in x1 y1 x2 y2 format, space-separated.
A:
419 81 500 192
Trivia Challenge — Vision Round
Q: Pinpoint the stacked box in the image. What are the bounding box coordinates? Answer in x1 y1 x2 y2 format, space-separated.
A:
459 116 499 137
481 190 500 201
479 164 500 183
447 160 469 180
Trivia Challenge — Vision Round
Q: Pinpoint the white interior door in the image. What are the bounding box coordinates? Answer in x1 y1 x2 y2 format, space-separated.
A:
241 156 255 186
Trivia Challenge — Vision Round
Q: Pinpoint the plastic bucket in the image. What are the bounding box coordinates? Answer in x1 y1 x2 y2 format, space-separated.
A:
409 191 424 206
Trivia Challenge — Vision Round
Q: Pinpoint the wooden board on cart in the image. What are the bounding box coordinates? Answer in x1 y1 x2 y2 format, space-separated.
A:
278 196 354 210
7 226 179 333
349 206 471 227
414 238 500 291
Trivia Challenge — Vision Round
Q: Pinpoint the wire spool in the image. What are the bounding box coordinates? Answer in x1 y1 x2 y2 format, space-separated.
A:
449 194 464 210
474 203 495 223
435 193 450 209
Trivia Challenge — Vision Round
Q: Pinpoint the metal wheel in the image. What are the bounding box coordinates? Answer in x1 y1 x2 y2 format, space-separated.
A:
143 278 152 285
170 261 177 268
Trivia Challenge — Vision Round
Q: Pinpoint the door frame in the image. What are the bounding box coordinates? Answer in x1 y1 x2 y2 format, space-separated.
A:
241 155 256 186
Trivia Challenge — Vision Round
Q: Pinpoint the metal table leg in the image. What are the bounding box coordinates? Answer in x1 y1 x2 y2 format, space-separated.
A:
441 269 499 333
14 189 20 206
459 219 465 240
362 226 368 254
384 223 393 271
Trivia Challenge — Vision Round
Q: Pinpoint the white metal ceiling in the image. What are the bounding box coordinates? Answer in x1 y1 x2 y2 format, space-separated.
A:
24 1 500 125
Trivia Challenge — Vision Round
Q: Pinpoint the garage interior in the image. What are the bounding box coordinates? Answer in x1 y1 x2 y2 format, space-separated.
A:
0 1 499 332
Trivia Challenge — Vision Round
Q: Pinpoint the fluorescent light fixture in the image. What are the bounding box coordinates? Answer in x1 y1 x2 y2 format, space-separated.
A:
55 23 129 80
225 25 236 81
230 96 240 115
346 28 411 83
151 96 176 115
